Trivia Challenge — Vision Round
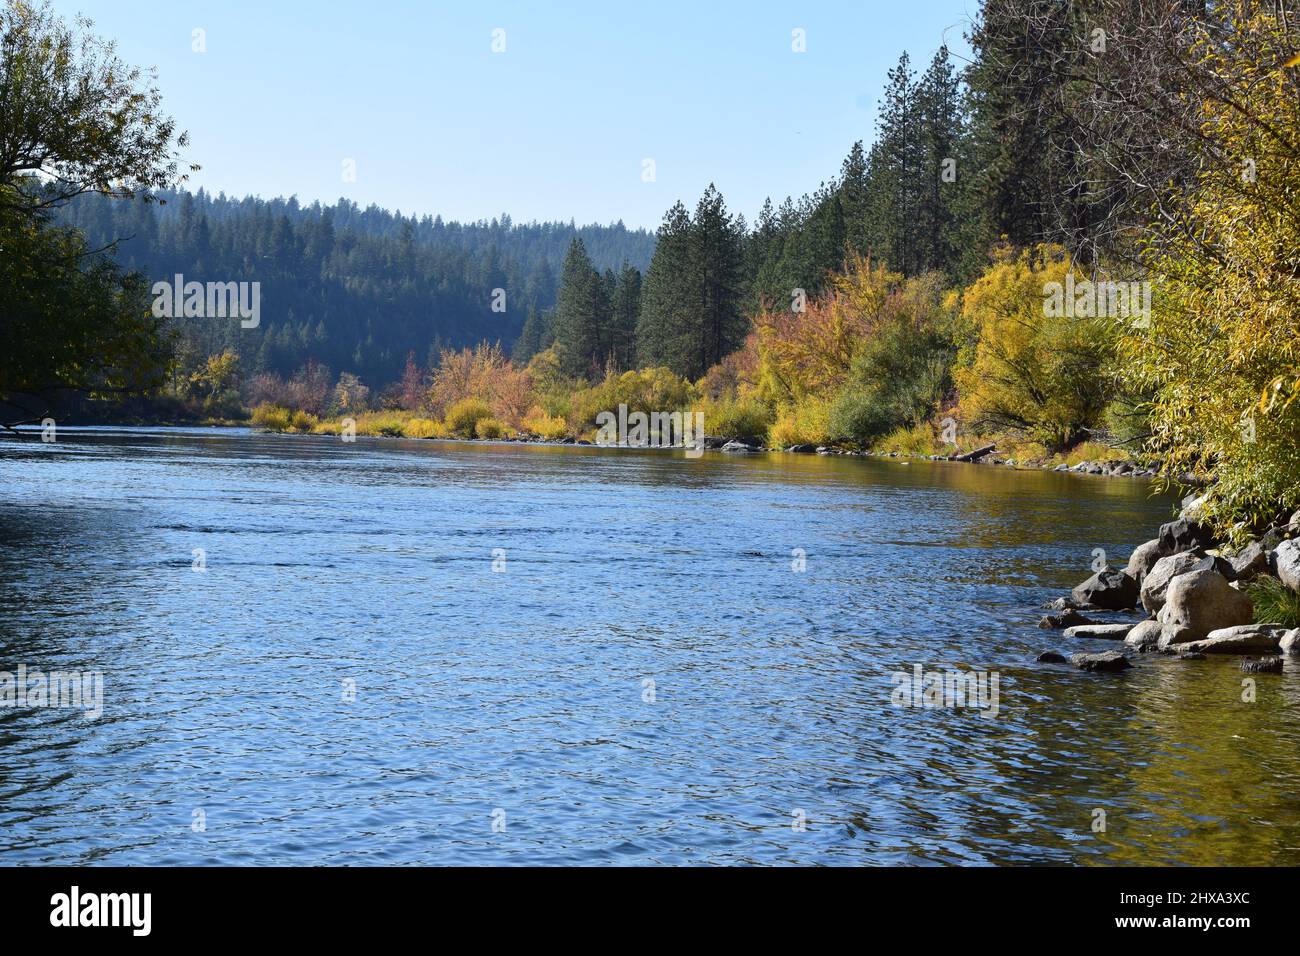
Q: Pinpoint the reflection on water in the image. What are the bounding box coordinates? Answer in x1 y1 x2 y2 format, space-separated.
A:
1 428 1297 865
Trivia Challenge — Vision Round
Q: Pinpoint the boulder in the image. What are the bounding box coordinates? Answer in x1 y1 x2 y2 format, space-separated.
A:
720 440 759 453
1141 552 1205 613
1240 656 1283 674
1277 629 1300 654
1229 541 1270 582
787 444 817 454
1155 624 1204 651
1125 539 1165 584
1171 624 1284 655
1071 569 1139 610
1272 540 1300 591
1123 619 1166 650
1039 610 1096 629
1064 623 1135 640
1187 553 1237 581
1158 517 1216 554
1070 650 1132 672
1042 596 1088 612
1157 570 1255 640
1037 651 1069 664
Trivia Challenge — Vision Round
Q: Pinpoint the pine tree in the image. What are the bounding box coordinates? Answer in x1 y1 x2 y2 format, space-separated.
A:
915 46 964 276
689 185 747 378
513 307 545 364
610 263 642 371
636 202 695 374
863 52 925 276
638 187 746 380
552 237 607 379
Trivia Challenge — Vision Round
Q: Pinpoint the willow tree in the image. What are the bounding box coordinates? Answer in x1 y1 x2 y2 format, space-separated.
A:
1121 7 1300 539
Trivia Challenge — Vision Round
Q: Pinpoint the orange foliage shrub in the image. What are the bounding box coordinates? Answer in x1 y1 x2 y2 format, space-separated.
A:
428 343 533 427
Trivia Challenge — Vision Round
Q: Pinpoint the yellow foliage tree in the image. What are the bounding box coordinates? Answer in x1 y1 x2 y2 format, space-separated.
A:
1123 10 1300 537
954 245 1117 450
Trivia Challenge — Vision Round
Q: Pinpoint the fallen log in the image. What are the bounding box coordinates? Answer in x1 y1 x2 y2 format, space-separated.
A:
953 443 996 463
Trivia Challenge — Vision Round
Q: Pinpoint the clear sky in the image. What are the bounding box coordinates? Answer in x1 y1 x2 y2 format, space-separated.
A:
54 0 977 230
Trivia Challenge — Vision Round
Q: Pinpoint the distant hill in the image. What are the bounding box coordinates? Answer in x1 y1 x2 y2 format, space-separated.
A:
58 189 656 386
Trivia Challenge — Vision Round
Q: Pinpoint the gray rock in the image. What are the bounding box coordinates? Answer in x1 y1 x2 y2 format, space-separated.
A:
1157 570 1255 640
1155 624 1203 650
1272 539 1300 591
787 444 817 454
1141 552 1205 613
1123 619 1166 650
1158 517 1216 554
1275 628 1300 654
1071 568 1139 610
1042 596 1088 612
1240 656 1283 674
1064 623 1135 640
1188 553 1237 581
1070 650 1132 672
720 440 759 453
1039 610 1096 629
1125 539 1166 584
1037 651 1069 664
1176 651 1207 660
1173 624 1285 655
1229 541 1270 581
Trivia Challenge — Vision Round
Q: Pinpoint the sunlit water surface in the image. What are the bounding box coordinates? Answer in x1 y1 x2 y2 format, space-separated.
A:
2 428 1298 865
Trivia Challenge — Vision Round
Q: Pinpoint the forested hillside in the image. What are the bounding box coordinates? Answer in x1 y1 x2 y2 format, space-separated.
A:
57 189 654 387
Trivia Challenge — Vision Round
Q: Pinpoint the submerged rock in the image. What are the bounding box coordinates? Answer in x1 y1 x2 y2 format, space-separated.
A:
1070 650 1132 672
1037 651 1069 664
1240 656 1284 674
1042 596 1089 612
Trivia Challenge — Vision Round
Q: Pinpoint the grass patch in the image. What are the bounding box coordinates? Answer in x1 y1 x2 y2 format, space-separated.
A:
1247 575 1300 627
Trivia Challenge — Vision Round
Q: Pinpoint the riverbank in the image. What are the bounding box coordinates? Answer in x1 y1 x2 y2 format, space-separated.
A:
1037 495 1300 673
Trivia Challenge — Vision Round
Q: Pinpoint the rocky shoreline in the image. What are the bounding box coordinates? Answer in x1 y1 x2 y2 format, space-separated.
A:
1036 495 1300 673
707 437 1171 481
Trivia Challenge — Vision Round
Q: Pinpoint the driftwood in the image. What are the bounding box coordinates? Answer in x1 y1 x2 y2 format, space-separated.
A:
952 444 997 463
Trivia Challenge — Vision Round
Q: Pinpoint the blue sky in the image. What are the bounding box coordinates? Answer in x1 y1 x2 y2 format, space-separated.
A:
55 0 976 229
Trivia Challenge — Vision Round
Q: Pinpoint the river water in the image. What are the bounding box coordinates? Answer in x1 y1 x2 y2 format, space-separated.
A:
1 427 1297 865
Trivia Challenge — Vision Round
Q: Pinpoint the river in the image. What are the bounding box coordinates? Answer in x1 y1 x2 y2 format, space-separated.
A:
1 427 1297 865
